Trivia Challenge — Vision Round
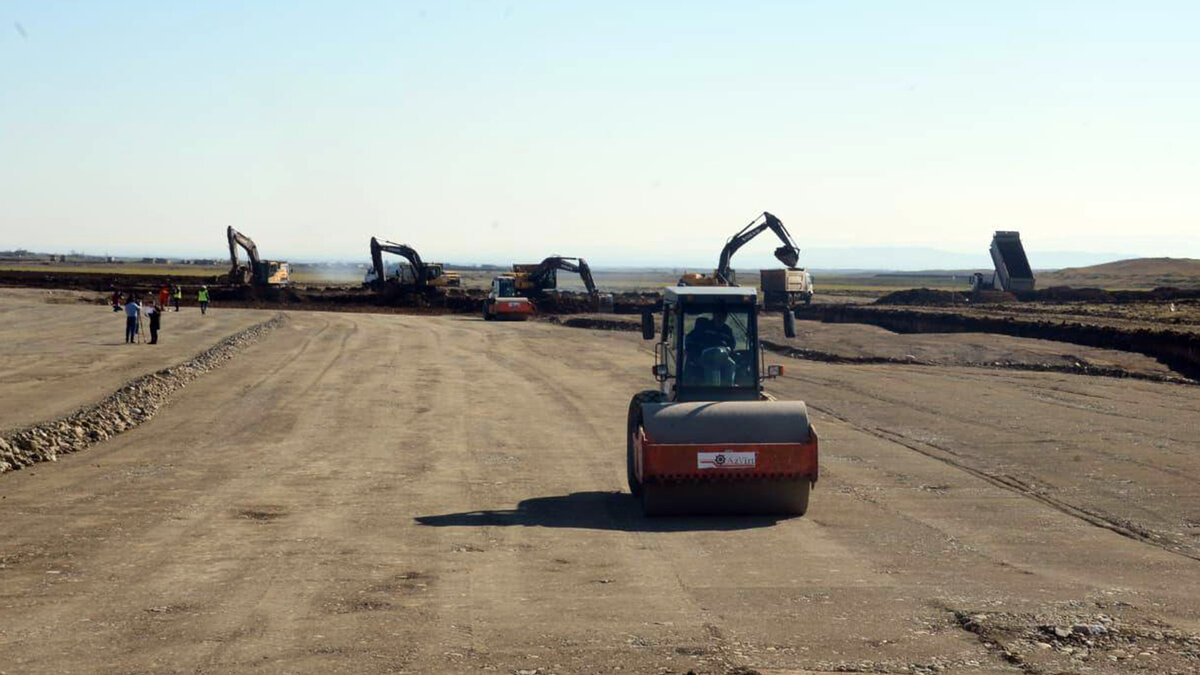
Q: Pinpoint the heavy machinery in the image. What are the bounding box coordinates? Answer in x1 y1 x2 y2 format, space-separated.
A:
226 227 291 286
510 256 613 312
970 231 1035 293
760 268 814 309
627 286 818 516
368 237 461 291
482 275 534 320
679 211 813 309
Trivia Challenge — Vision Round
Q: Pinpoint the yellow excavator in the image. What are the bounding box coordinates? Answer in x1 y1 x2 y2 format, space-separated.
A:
368 237 461 291
510 256 612 310
484 255 612 319
227 227 291 286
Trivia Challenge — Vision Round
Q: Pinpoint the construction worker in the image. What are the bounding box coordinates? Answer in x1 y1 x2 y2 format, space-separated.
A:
123 294 141 344
172 284 182 311
146 302 162 344
198 285 210 315
158 284 170 309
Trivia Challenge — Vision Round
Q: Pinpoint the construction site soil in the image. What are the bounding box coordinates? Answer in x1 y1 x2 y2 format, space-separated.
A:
2 293 1199 674
4 269 1198 382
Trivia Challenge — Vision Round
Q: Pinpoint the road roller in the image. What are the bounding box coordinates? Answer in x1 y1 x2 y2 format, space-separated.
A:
627 287 818 516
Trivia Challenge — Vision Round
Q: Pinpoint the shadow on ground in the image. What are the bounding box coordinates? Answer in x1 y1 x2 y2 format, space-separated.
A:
414 490 788 532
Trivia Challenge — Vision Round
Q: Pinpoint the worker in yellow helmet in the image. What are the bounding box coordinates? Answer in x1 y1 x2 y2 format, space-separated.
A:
198 285 210 315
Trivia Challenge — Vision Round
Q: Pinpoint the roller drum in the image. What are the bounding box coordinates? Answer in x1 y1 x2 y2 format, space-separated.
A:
640 400 811 445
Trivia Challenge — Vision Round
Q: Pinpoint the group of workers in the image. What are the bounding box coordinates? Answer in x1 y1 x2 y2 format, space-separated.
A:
109 283 212 344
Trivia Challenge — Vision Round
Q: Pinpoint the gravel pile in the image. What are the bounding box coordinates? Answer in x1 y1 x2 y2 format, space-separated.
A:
0 314 285 474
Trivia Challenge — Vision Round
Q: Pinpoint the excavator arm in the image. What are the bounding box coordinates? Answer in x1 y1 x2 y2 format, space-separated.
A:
527 256 598 296
714 212 800 285
369 237 428 289
227 226 262 276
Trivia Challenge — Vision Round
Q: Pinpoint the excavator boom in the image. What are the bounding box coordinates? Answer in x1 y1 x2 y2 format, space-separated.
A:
370 237 428 289
714 212 800 284
516 254 600 294
227 226 261 275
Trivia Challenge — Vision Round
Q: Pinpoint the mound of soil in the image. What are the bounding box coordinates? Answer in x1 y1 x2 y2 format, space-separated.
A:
1029 286 1200 304
876 288 968 306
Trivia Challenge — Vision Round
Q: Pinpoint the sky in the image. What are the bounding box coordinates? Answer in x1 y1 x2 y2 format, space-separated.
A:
1 1 1197 269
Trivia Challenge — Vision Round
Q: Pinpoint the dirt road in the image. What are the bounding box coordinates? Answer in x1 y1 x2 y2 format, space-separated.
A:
2 308 1199 674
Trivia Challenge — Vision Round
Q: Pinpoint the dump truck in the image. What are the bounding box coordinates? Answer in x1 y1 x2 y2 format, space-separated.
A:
760 268 814 309
627 286 819 516
482 275 534 320
971 231 1035 293
226 227 290 286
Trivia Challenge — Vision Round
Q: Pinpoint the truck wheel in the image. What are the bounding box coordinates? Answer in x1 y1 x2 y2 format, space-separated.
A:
482 300 494 320
626 390 664 498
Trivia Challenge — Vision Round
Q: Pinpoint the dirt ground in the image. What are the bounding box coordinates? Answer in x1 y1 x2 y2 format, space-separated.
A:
560 313 1183 380
0 289 265 430
2 300 1199 674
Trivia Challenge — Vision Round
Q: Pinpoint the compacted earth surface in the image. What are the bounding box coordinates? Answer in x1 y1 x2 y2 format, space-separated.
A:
1 296 1199 674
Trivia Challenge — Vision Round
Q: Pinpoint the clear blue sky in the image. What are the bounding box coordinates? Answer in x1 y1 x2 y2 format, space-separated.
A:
1 1 1197 267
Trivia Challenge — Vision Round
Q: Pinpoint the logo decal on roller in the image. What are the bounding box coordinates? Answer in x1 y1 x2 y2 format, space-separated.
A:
698 451 756 469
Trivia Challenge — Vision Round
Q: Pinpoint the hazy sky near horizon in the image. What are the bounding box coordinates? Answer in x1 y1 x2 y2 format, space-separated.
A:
1 1 1197 267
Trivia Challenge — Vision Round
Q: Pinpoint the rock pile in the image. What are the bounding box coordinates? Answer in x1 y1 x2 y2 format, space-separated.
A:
0 314 285 474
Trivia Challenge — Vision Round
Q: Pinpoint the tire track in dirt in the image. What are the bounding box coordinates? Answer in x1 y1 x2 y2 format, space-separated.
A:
807 402 1200 563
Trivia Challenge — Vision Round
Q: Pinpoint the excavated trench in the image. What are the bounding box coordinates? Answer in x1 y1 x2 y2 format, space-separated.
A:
794 304 1200 382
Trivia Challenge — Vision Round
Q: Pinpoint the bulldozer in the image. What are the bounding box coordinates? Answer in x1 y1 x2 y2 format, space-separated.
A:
227 227 290 286
367 237 461 291
679 212 813 310
627 286 818 516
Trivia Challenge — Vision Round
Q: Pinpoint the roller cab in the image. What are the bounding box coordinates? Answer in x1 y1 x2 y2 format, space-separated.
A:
627 287 817 516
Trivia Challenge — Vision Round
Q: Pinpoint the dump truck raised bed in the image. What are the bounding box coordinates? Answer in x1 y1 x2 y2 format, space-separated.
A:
627 286 818 516
972 231 1035 293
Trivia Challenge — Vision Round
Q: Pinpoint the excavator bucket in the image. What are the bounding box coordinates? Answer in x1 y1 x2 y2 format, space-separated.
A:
633 400 818 516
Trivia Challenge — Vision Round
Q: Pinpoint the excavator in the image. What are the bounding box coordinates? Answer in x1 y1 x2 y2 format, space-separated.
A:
511 256 598 296
484 256 612 317
367 237 461 291
226 226 291 286
679 212 813 309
